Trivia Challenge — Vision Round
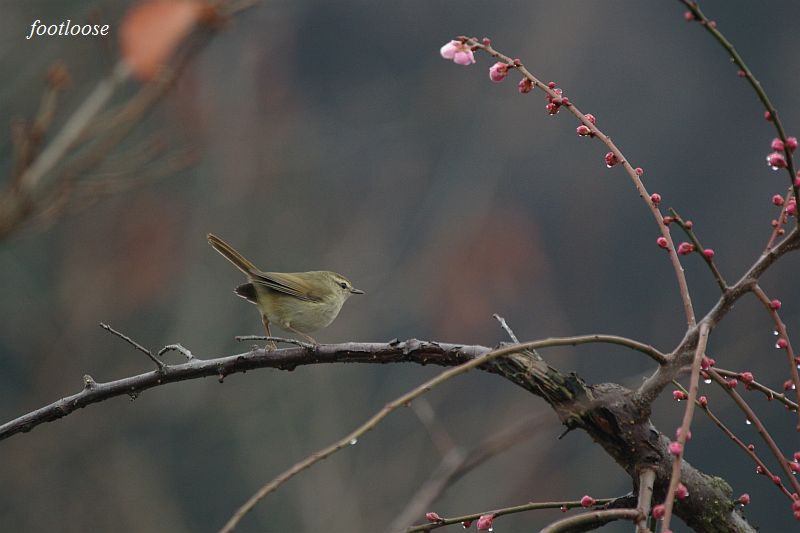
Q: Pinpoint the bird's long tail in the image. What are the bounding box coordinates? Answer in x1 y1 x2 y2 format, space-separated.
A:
207 233 258 276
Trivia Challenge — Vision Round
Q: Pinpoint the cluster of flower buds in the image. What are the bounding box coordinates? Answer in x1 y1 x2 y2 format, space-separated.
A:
545 81 568 115
766 136 797 170
576 114 596 137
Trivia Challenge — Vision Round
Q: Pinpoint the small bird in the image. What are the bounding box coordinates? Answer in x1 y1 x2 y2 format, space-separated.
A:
207 233 363 346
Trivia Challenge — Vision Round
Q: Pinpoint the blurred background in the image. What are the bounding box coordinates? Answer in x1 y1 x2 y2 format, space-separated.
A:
1 1 799 531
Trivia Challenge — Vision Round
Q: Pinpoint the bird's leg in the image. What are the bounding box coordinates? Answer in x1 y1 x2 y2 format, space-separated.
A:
261 315 277 350
284 324 318 346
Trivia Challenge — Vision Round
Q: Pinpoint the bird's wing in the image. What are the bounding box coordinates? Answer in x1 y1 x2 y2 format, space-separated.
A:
250 271 322 302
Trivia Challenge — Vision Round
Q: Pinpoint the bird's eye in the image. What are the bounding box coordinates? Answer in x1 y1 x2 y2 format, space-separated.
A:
340 282 348 289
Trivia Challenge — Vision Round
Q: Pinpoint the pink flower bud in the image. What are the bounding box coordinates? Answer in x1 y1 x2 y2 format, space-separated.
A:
489 62 509 82
580 495 596 508
663 216 673 225
462 520 473 528
737 69 746 77
657 236 669 249
676 427 692 441
604 152 619 168
787 137 798 152
652 504 666 519
773 194 785 206
772 475 782 485
440 40 476 66
584 113 596 124
560 505 568 512
703 248 715 259
727 378 738 389
794 452 800 462
675 483 689 500
739 372 754 384
790 462 800 474
545 102 559 115
576 124 591 136
683 11 694 21
426 512 443 523
738 493 750 505
547 81 556 89
635 167 644 176
698 395 708 407
701 356 715 369
772 138 785 151
785 379 795 391
684 220 694 229
677 242 695 255
777 338 789 349
708 20 717 28
517 78 533 93
765 111 773 121
650 193 661 205
767 148 786 164
770 299 782 310
476 514 495 531
786 200 797 216
672 390 687 401
669 441 683 456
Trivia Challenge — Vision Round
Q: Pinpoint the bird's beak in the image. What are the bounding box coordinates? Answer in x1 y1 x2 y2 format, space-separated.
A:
350 288 365 295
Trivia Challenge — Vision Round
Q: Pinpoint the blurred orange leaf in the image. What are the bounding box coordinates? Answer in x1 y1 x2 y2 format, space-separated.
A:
120 0 205 81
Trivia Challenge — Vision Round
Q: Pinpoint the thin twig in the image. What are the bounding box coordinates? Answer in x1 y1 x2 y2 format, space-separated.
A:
468 38 695 328
635 468 656 533
410 398 457 457
493 313 519 343
219 339 578 533
708 368 800 495
539 508 642 533
675 381 795 500
234 335 315 349
16 62 130 195
100 322 165 370
404 497 617 533
751 285 800 429
714 368 798 412
661 322 709 531
157 344 194 360
389 416 543 531
678 0 799 231
669 208 728 291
